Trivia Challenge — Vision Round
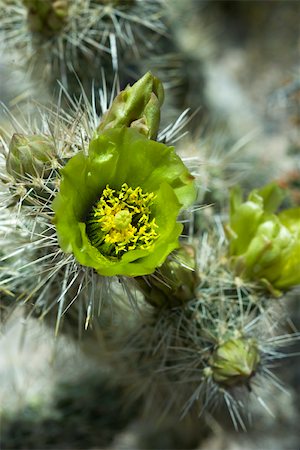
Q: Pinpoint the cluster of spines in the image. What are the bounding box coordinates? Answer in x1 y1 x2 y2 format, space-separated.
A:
1 76 299 436
106 226 299 429
0 0 167 93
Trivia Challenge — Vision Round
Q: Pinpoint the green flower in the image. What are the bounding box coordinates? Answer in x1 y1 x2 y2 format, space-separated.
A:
52 127 196 277
227 183 300 292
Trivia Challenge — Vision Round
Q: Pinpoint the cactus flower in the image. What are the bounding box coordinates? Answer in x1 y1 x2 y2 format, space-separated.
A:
227 183 300 292
52 127 196 277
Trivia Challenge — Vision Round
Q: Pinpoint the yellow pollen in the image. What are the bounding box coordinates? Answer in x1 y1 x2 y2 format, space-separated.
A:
86 183 159 258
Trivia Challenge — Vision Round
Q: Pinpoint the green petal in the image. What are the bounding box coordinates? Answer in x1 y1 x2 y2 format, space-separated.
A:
243 218 292 283
227 185 300 291
229 193 264 255
275 240 300 288
278 207 300 233
255 183 285 214
89 128 196 208
275 208 300 288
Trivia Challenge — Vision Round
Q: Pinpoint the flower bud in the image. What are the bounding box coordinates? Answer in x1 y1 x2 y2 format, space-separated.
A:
243 219 292 282
97 72 164 140
227 183 300 292
6 134 58 181
210 338 260 387
136 245 199 307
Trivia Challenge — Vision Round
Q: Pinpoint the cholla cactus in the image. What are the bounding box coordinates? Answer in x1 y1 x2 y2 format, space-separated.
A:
0 72 195 331
99 223 299 431
1 71 299 446
0 0 166 92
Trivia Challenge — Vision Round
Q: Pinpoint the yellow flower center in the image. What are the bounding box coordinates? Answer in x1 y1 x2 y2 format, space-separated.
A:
86 183 159 258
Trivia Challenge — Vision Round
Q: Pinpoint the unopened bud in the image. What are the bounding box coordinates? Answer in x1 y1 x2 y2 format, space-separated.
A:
137 245 199 308
210 338 260 387
6 134 58 181
97 72 164 140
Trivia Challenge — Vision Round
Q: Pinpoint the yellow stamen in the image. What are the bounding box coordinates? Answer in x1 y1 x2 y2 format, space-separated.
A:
86 183 158 258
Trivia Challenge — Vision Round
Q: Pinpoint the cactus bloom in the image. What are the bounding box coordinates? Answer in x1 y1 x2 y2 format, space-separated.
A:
52 127 196 277
227 183 300 292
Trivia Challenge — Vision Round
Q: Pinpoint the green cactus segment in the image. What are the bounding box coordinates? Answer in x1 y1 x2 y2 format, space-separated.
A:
52 127 196 277
137 245 199 307
227 183 300 292
97 72 164 140
23 0 69 35
6 133 58 181
209 338 260 387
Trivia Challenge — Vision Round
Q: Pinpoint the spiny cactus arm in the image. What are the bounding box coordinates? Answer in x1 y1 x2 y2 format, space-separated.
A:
23 0 69 35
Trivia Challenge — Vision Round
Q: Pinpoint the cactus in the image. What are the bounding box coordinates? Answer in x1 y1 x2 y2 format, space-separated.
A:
0 0 167 96
1 73 299 447
0 3 300 448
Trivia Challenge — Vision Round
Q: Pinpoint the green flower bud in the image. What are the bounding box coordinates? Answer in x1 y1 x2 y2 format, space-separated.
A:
276 208 300 289
227 183 300 292
97 72 164 140
243 219 291 282
136 244 199 307
209 338 260 387
6 134 58 181
52 127 196 277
